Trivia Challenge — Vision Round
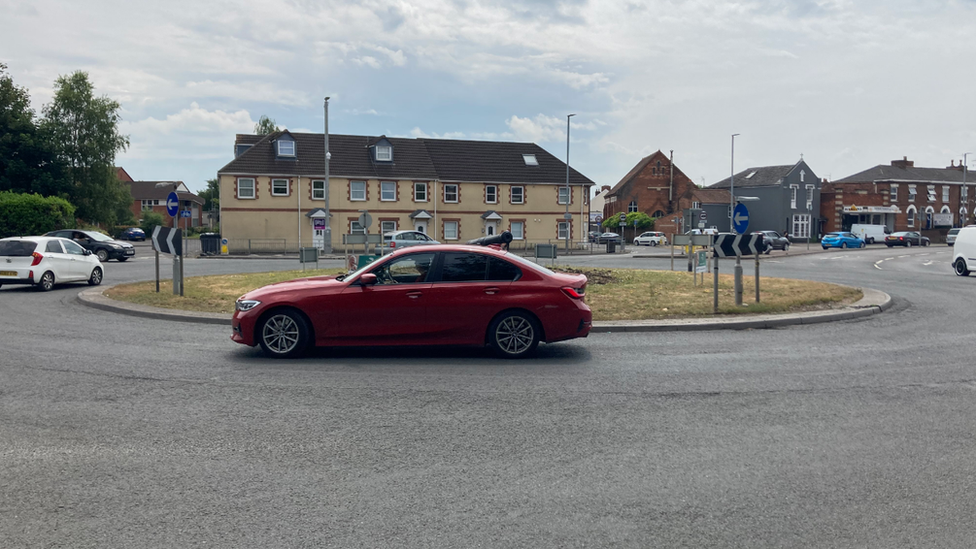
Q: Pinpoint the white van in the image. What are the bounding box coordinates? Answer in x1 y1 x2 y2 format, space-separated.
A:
951 227 976 276
851 224 888 244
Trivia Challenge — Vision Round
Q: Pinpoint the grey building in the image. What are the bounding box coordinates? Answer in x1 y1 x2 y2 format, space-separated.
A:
709 159 822 239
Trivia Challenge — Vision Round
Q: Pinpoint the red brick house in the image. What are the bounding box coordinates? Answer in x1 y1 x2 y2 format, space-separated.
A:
117 175 204 230
603 150 729 236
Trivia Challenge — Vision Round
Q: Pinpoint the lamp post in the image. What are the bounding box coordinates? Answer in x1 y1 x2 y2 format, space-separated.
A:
730 133 740 234
565 113 576 251
964 152 972 226
323 97 332 254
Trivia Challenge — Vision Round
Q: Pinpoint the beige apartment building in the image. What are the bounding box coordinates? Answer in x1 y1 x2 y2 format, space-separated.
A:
217 132 595 253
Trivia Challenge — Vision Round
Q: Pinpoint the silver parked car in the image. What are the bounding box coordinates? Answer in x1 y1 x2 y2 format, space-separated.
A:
379 230 440 253
947 228 961 246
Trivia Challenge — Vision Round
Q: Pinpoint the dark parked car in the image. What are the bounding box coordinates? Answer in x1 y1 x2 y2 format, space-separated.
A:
885 231 929 247
596 232 622 244
752 230 790 253
232 238 592 359
44 229 136 262
118 227 146 241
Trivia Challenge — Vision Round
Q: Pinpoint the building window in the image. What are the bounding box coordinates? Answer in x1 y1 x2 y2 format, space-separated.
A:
558 187 571 205
792 214 811 239
444 221 458 240
237 178 255 199
271 179 289 196
806 185 815 210
890 184 898 201
800 170 805 183
380 220 397 233
312 180 325 200
511 186 524 204
351 221 365 235
444 184 458 203
558 221 570 240
522 154 538 166
375 145 392 161
414 182 427 202
691 201 700 210
628 200 638 213
381 181 397 202
486 185 497 204
141 199 158 210
277 140 295 157
927 185 936 202
510 221 524 239
963 186 969 201
907 207 916 227
908 185 916 202
790 185 798 209
943 186 950 202
350 181 366 201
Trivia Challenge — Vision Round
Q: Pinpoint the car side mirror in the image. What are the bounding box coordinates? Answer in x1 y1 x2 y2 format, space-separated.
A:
358 273 377 286
84 249 92 256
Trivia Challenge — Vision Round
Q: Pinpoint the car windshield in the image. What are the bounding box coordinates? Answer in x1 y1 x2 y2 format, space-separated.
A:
0 240 38 256
85 231 113 242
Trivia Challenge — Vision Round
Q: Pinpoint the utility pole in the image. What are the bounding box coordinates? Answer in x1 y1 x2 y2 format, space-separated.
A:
323 97 332 254
565 113 576 251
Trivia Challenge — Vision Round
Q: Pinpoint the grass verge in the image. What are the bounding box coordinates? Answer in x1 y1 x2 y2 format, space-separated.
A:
104 266 862 320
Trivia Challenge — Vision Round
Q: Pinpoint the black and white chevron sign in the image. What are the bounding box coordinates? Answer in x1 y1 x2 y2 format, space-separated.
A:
151 226 183 256
712 233 765 257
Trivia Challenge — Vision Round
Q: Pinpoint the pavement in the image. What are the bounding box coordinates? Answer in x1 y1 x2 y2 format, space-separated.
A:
76 283 892 332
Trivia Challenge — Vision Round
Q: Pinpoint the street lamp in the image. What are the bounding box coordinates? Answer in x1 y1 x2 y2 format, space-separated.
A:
323 97 332 254
565 113 576 251
730 133 740 234
964 152 972 226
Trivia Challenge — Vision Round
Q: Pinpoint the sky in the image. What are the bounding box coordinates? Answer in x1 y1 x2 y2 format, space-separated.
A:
3 0 976 195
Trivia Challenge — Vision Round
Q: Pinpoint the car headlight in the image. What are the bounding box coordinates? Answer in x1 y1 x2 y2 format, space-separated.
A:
235 299 261 311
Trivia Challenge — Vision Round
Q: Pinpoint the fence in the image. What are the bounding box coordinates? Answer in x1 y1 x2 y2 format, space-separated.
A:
219 238 622 256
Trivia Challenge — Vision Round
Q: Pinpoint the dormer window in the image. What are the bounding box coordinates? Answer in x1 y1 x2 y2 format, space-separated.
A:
375 145 392 161
276 139 295 157
522 154 538 166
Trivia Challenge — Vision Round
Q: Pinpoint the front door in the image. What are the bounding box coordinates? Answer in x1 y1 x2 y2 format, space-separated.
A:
312 219 326 249
414 221 428 234
485 221 498 236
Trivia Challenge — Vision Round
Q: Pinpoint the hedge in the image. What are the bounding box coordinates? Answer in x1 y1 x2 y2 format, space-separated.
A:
0 191 76 238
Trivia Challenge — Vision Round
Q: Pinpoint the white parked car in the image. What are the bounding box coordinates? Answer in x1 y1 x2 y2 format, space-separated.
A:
633 231 668 246
378 230 440 253
0 236 104 291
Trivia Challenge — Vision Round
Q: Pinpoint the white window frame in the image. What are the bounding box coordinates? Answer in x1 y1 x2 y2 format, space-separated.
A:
350 181 366 201
277 140 295 157
908 184 917 202
510 221 524 240
271 178 289 196
351 221 365 235
792 214 811 239
890 184 898 201
691 201 700 210
522 154 538 166
381 181 397 202
806 184 815 210
380 220 397 234
375 145 392 161
790 184 799 209
444 221 459 240
558 221 570 240
444 184 459 203
629 200 638 213
558 187 571 205
927 185 936 203
486 185 497 204
237 178 256 199
907 206 916 227
511 186 524 204
414 182 427 202
312 180 325 200
943 186 950 202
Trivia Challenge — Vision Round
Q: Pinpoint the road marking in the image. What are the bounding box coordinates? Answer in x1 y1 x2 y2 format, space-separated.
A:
923 261 934 266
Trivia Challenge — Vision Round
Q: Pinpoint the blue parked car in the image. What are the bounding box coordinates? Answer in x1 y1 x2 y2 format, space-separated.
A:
821 231 864 249
118 227 146 241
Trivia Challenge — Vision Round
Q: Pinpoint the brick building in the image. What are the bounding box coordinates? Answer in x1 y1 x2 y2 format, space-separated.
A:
822 157 972 240
603 150 729 237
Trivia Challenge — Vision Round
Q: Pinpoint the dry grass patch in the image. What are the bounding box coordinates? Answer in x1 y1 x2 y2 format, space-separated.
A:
104 266 862 320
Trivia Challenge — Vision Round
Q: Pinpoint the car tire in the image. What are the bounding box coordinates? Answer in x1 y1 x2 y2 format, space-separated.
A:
906 240 913 248
822 246 828 250
257 308 311 358
88 267 103 286
488 310 541 359
96 249 109 262
118 257 128 262
860 241 866 249
651 241 657 247
783 243 790 252
37 271 55 292
954 258 970 277
923 240 929 247
841 242 847 249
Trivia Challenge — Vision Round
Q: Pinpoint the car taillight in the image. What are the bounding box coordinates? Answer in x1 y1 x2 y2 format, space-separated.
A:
390 241 396 248
561 286 585 299
31 252 43 266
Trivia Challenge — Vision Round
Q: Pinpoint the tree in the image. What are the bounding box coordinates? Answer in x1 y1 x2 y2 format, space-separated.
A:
254 115 279 135
0 63 69 196
198 177 219 211
41 71 130 226
140 210 164 234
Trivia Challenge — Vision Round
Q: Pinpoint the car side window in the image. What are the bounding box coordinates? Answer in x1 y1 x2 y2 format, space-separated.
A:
370 253 435 285
45 240 64 253
487 257 521 281
440 252 488 282
62 240 86 255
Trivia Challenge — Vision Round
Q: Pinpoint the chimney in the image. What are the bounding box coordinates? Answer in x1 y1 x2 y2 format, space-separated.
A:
601 185 611 193
890 156 914 169
946 159 964 171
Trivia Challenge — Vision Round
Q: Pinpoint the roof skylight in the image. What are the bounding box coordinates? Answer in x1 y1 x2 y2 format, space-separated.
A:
522 154 539 166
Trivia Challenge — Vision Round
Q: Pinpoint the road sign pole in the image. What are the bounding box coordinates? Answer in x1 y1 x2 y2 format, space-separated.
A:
755 253 760 303
713 248 719 314
670 233 674 271
155 249 160 293
734 253 743 306
179 239 184 298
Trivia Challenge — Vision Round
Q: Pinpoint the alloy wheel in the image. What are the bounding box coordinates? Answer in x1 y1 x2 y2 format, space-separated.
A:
262 314 301 355
493 315 536 357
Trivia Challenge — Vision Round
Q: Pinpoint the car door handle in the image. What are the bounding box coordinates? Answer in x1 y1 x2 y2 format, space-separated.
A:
406 291 423 299
483 287 500 295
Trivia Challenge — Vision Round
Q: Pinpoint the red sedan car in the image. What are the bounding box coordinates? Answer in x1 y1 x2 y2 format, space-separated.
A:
232 243 591 358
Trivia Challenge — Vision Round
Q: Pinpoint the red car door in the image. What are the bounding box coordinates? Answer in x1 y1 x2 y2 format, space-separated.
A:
425 252 519 344
330 252 436 345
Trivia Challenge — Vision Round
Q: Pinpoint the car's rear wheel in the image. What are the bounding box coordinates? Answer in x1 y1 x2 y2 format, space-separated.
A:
841 242 848 249
488 311 540 359
955 258 970 277
258 309 310 358
88 267 102 286
37 271 55 291
783 243 790 252
923 240 929 247
906 240 913 247
96 249 109 262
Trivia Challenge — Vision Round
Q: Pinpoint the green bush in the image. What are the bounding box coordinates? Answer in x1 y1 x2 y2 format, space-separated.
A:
140 211 165 235
0 191 75 238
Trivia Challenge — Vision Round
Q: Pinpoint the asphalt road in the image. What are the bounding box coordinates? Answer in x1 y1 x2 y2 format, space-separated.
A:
3 244 975 548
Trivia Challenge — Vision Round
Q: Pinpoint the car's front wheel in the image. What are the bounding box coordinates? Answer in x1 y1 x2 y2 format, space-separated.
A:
96 249 109 262
257 309 310 358
783 243 790 252
36 271 55 291
88 267 102 286
488 311 541 359
841 242 848 249
955 258 970 277
118 257 128 262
